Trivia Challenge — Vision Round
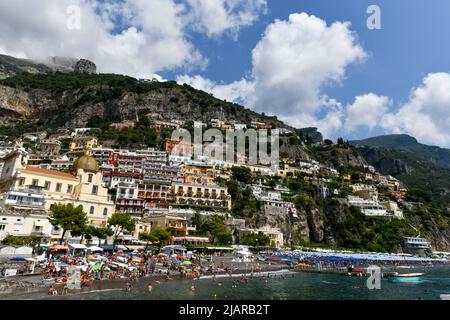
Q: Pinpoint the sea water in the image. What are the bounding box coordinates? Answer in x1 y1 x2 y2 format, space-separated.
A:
52 266 450 300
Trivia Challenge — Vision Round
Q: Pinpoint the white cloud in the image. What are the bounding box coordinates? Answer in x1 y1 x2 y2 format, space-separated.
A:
185 0 267 38
345 93 391 131
381 73 450 147
0 0 265 78
176 74 254 104
178 13 366 136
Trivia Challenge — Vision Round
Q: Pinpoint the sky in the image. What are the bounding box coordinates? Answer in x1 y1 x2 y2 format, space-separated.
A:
0 0 449 147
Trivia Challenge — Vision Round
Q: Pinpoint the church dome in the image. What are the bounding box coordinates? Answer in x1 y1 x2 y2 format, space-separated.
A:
73 155 99 173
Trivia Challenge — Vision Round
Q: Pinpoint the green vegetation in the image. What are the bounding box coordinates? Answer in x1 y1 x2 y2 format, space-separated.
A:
49 203 87 244
241 232 270 247
2 235 39 246
197 215 232 246
107 212 136 250
0 72 179 93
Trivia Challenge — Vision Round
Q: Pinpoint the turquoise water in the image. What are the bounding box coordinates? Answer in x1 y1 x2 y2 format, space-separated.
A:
56 266 450 300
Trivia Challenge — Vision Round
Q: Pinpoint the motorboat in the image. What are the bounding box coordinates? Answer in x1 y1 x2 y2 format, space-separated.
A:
384 272 425 283
386 272 424 278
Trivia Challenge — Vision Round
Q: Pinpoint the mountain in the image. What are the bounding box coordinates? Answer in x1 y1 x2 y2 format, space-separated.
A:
0 54 77 79
0 72 293 130
351 135 450 210
352 134 450 170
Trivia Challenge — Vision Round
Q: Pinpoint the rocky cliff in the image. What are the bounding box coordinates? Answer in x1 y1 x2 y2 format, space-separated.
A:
0 73 293 131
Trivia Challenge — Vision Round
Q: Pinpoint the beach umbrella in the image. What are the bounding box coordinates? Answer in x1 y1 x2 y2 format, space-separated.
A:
91 264 102 271
182 261 192 266
87 246 103 252
10 257 27 261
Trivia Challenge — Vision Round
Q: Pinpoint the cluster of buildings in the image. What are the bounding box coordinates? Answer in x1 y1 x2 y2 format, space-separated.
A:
0 125 286 247
0 120 424 251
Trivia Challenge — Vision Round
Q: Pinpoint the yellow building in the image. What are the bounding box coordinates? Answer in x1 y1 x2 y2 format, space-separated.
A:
173 182 232 210
181 164 217 185
142 215 196 236
0 150 115 227
69 136 100 154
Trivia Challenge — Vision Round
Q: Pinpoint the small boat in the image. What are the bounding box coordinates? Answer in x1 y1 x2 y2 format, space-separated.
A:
389 273 424 278
440 294 450 300
385 272 425 283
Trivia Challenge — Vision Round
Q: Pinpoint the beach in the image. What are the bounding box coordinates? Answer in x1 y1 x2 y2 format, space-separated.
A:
2 250 449 300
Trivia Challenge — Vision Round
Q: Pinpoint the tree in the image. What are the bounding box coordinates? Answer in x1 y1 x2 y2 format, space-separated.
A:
231 166 252 184
139 231 158 252
216 231 233 246
149 227 171 252
199 215 230 244
49 203 87 244
107 212 136 250
87 226 114 245
241 232 270 247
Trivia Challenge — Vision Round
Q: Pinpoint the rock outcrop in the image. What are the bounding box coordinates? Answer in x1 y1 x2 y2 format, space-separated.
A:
358 146 410 176
74 59 96 74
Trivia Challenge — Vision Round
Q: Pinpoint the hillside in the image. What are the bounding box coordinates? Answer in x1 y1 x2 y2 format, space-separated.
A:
351 135 450 210
0 72 291 131
0 68 448 252
352 134 450 170
0 54 76 80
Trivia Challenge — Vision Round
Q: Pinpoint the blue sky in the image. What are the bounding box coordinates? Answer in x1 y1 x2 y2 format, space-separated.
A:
165 1 450 143
0 0 449 146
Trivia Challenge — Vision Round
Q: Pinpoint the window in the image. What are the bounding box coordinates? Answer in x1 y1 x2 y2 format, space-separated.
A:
67 185 73 193
103 208 108 216
56 183 62 192
88 174 93 183
32 179 39 186
0 224 6 231
89 206 95 215
44 181 51 190
19 178 25 186
92 186 98 195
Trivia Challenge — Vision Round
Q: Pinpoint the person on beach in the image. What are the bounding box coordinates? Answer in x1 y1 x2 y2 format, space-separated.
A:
125 281 133 292
147 283 153 294
48 286 58 296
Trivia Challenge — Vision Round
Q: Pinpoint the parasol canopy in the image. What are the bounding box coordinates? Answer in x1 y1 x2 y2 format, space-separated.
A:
87 246 104 252
10 257 27 261
49 245 68 251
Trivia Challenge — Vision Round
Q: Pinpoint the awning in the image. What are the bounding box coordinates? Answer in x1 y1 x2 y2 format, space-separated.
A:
87 246 103 252
49 245 68 250
68 243 87 250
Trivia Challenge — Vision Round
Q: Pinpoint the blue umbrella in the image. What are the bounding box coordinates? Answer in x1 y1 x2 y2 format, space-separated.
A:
10 257 26 261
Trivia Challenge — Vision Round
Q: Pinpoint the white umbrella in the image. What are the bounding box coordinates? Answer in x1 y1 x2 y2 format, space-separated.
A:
87 246 104 252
